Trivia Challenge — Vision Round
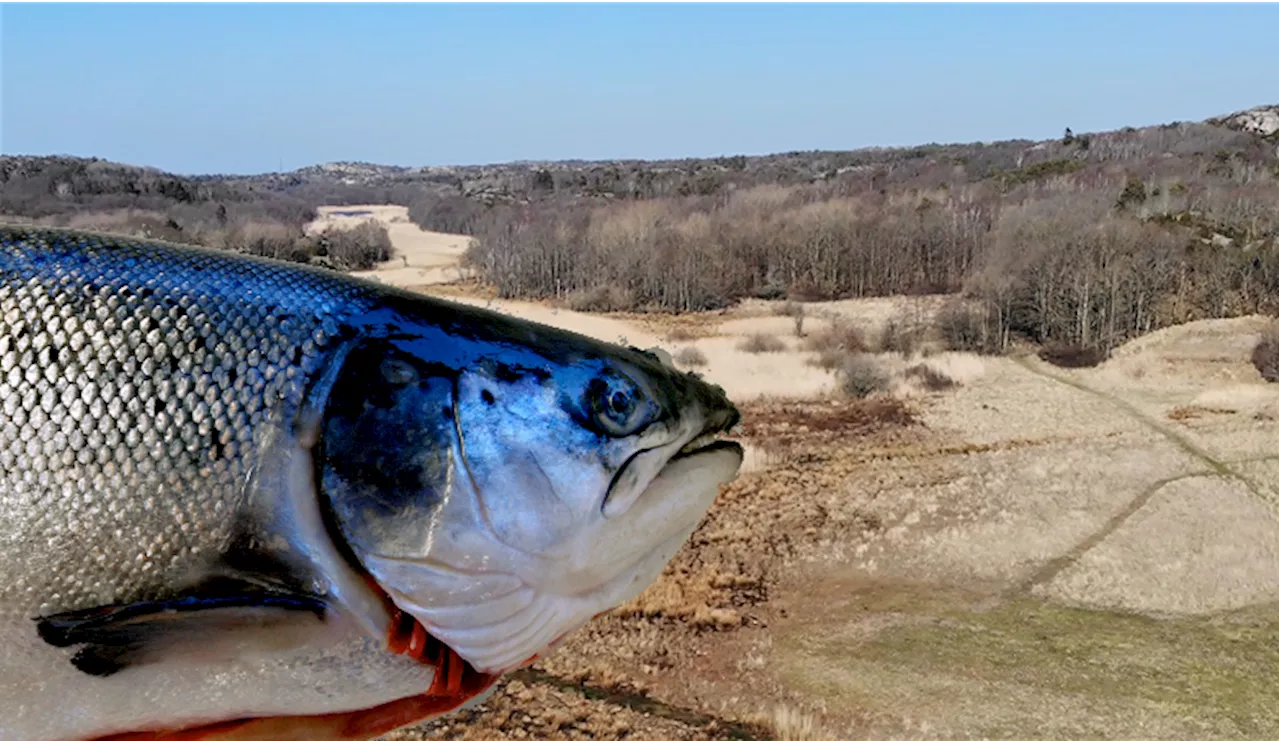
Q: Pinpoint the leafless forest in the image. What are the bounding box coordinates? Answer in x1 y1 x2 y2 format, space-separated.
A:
426 119 1277 358
2 108 1276 360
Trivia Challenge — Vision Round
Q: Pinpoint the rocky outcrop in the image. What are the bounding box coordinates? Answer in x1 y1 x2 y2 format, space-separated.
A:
1209 105 1279 139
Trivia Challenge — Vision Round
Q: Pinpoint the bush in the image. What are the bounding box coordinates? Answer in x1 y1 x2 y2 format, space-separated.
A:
879 318 921 356
738 332 787 354
937 302 1002 354
229 220 313 263
1038 344 1107 368
807 348 847 372
320 221 393 270
804 318 868 354
904 363 958 390
666 326 698 342
1251 323 1278 382
838 354 890 398
773 301 804 317
674 346 708 367
566 284 634 313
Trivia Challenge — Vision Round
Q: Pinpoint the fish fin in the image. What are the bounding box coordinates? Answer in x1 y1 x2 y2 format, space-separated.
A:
35 583 329 677
87 659 501 741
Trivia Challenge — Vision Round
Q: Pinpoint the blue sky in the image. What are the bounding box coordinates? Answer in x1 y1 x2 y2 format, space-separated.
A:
2 3 1276 175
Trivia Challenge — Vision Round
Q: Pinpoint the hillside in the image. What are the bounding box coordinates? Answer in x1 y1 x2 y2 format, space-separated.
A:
2 104 1276 357
4 104 1275 223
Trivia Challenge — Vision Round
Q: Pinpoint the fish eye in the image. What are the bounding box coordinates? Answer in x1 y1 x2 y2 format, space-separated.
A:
586 373 653 437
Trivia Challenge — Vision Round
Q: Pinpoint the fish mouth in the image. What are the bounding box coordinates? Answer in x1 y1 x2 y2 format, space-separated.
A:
601 421 742 519
674 434 743 460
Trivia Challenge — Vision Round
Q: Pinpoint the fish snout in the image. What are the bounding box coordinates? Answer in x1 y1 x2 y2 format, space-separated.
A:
683 372 740 436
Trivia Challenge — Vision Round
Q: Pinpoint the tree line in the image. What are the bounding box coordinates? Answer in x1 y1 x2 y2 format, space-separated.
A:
410 121 1277 355
0 156 394 270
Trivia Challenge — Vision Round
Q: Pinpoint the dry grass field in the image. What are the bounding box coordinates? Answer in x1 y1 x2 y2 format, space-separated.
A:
310 209 1279 741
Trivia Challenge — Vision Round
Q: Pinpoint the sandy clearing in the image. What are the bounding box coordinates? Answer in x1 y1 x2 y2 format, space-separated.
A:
725 313 1274 736
306 205 473 286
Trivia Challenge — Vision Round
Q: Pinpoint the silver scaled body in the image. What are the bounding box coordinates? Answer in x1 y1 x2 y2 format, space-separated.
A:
0 228 434 740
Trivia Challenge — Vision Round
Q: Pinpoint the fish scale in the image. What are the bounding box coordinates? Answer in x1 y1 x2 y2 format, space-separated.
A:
0 227 378 614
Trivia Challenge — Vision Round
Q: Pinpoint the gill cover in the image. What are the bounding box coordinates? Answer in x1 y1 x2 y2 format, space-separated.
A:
318 339 459 561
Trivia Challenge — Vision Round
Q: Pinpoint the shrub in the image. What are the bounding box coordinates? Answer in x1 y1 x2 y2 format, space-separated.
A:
666 326 698 342
738 333 787 354
879 318 921 356
838 354 889 398
904 363 958 390
229 220 313 263
937 302 1002 354
320 221 393 269
674 346 708 367
1251 323 1278 383
807 349 847 371
566 284 634 313
803 318 867 354
1038 343 1107 368
773 301 804 317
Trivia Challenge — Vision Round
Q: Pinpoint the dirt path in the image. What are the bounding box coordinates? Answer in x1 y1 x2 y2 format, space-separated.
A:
1013 355 1271 504
1010 354 1276 596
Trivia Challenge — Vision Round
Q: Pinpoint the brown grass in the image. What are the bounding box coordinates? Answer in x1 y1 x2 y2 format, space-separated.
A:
1167 405 1237 422
1251 321 1278 382
773 301 807 336
735 397 916 438
738 333 788 354
745 705 840 741
666 326 698 342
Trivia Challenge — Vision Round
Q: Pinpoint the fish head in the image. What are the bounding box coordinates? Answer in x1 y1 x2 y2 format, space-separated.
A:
319 308 742 674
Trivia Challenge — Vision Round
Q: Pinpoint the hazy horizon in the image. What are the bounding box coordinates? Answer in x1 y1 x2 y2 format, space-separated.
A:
2 3 1277 176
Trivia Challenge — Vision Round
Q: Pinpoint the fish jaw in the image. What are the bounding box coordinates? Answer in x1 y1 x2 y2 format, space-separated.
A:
361 441 743 675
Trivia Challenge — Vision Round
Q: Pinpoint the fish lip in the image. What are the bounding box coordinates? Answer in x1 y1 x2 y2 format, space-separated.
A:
671 438 744 461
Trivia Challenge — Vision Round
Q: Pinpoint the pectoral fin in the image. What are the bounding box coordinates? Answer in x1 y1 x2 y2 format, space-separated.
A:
35 583 330 677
